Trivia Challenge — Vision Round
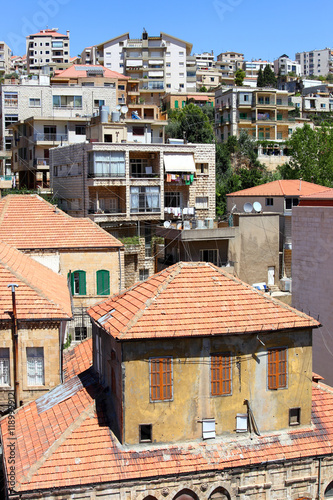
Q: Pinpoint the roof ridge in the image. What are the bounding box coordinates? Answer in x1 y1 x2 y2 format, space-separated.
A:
117 263 184 339
18 398 96 486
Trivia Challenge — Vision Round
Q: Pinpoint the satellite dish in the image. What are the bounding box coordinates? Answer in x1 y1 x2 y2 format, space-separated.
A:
116 104 121 111
163 220 171 228
253 201 262 213
243 202 253 213
121 105 128 114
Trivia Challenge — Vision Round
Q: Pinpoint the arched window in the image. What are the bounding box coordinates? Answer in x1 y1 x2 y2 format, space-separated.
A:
209 487 231 500
96 269 110 295
70 270 86 295
325 481 333 497
173 489 198 500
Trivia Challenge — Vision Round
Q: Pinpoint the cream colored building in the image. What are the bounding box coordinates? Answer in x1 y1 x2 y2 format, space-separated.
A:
0 42 12 76
26 28 70 74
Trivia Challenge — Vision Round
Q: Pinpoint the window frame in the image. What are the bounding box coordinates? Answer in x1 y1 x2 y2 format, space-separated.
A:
26 347 44 386
149 357 173 402
265 197 274 206
0 348 10 386
96 269 110 295
210 353 232 396
71 270 87 296
267 347 287 390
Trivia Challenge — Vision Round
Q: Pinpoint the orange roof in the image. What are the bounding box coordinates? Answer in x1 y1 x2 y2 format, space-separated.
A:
227 179 328 197
28 30 68 38
88 262 319 341
300 187 333 200
1 369 333 493
53 64 129 80
0 195 122 250
0 242 71 320
187 94 213 101
63 338 92 381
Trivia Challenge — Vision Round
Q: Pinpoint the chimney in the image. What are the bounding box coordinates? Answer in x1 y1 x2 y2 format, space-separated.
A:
66 30 70 37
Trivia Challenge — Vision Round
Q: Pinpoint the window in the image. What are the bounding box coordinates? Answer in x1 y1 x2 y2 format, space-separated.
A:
202 419 216 439
94 99 105 107
70 270 86 296
166 84 171 88
195 196 208 209
277 98 282 105
289 407 301 426
179 83 184 88
0 349 9 385
89 151 125 177
133 126 145 136
150 357 173 401
165 192 181 207
27 347 44 386
52 41 63 48
96 270 110 295
236 413 248 432
265 198 273 206
75 125 86 135
166 62 171 67
4 115 18 128
211 354 231 396
175 100 179 108
130 186 160 213
139 269 149 281
139 424 152 442
196 163 208 174
201 248 219 265
285 197 298 210
75 327 87 342
239 112 247 119
53 95 82 108
130 158 150 177
29 98 41 107
267 348 287 389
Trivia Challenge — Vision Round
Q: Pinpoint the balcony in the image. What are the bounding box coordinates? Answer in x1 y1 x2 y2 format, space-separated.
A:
4 98 18 107
34 158 49 168
34 133 68 142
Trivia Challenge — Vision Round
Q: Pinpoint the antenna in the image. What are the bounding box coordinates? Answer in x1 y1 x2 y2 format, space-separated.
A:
243 202 253 213
253 201 262 213
116 104 121 111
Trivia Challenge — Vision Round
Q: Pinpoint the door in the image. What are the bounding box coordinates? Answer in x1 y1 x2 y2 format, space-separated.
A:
268 266 275 286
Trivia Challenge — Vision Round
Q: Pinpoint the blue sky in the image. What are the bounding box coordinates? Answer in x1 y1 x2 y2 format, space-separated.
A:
1 0 333 62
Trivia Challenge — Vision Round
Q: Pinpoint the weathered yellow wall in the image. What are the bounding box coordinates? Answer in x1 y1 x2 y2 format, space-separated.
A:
121 329 312 444
0 322 61 410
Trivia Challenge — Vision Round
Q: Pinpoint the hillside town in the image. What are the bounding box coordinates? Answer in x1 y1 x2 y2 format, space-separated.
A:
0 25 332 499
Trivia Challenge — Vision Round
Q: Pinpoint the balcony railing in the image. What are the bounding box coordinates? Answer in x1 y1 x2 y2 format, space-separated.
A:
87 171 125 178
4 98 18 107
130 172 159 178
34 133 68 142
34 158 49 167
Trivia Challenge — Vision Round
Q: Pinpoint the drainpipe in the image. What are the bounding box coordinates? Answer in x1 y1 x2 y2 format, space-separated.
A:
8 284 19 409
118 248 122 292
317 457 322 500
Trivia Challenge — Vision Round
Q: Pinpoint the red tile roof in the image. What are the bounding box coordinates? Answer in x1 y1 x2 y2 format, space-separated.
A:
0 242 71 320
0 195 122 250
54 64 129 80
28 30 68 38
227 179 327 197
63 338 92 381
1 371 333 494
300 188 333 200
88 262 319 340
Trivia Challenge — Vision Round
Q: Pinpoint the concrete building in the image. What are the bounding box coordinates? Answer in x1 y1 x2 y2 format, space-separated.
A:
161 91 214 111
243 59 274 86
0 42 12 76
296 47 333 77
274 54 301 76
215 51 244 86
0 241 72 412
3 262 333 499
26 28 70 74
10 54 27 74
292 188 333 385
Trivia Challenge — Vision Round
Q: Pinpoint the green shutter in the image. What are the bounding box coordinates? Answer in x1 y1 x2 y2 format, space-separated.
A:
79 271 86 295
96 270 110 295
175 100 178 108
182 101 185 108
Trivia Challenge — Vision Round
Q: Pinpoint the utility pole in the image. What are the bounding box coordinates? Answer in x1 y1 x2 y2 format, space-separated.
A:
8 284 19 409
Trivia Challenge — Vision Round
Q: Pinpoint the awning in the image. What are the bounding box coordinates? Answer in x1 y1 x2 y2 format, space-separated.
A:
126 59 143 67
149 59 163 65
164 154 195 173
148 70 164 77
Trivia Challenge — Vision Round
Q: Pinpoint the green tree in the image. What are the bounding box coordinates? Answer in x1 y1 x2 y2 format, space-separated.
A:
198 86 208 92
165 103 214 143
234 68 245 86
257 68 264 87
263 64 277 88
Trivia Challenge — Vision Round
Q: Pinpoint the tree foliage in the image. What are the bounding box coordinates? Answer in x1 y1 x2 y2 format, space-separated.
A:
278 124 333 186
257 65 277 88
234 69 245 86
165 103 214 143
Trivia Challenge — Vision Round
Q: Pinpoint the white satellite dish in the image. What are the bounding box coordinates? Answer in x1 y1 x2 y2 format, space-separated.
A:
116 104 121 111
121 105 128 114
253 201 262 213
163 220 171 228
243 202 253 213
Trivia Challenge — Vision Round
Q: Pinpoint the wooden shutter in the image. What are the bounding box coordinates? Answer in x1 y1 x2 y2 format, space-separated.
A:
96 270 110 295
211 354 231 396
150 358 172 401
268 348 286 389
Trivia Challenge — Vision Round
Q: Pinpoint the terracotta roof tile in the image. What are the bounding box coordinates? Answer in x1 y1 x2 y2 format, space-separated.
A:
227 179 327 197
0 242 71 320
0 195 122 250
88 262 319 340
63 338 92 381
54 64 129 80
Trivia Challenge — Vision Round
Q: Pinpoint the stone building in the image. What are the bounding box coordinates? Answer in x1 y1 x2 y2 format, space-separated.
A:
3 262 333 499
0 241 72 412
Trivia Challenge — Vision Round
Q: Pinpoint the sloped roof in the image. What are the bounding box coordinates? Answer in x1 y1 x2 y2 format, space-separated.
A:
300 187 333 200
0 242 71 320
63 338 92 381
1 368 333 494
88 262 319 341
28 30 68 38
227 179 327 197
0 195 122 250
53 64 129 80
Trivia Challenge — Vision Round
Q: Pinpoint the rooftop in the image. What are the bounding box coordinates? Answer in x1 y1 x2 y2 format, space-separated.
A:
53 64 129 80
227 179 328 197
0 195 122 250
63 338 93 381
0 242 71 320
88 262 318 341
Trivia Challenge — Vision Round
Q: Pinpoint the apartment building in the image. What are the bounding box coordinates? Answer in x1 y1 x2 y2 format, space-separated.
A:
10 54 27 74
274 54 301 76
296 47 333 76
243 59 274 86
0 42 12 76
215 51 244 85
214 86 303 143
0 73 118 187
26 28 70 74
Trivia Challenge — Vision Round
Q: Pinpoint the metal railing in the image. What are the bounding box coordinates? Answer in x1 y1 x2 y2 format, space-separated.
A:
34 133 68 142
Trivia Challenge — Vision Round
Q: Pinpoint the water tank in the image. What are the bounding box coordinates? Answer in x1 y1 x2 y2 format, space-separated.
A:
205 218 214 229
111 111 120 122
100 105 110 122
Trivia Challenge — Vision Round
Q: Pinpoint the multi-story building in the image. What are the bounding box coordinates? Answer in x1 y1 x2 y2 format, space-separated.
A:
214 86 305 143
91 30 193 104
26 28 70 74
296 47 333 77
215 51 244 86
0 42 12 76
162 91 214 111
10 54 27 74
243 59 274 86
274 54 301 76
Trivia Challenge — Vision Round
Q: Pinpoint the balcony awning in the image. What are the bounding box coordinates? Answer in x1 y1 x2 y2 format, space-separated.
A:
149 59 163 65
126 59 143 67
164 154 195 173
148 70 164 77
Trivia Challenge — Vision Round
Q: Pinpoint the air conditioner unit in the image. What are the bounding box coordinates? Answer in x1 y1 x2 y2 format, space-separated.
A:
280 278 292 292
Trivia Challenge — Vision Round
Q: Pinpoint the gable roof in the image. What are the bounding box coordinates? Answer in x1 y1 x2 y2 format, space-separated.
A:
1 366 333 494
0 195 122 250
88 262 319 341
53 64 129 80
227 179 328 197
0 242 71 320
